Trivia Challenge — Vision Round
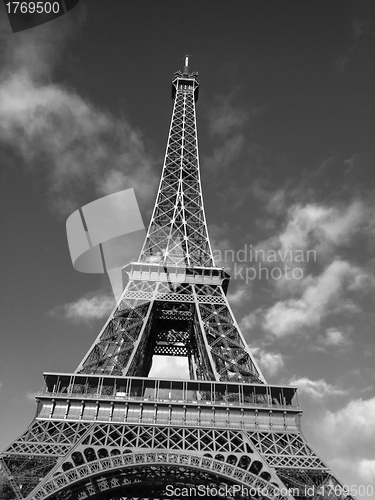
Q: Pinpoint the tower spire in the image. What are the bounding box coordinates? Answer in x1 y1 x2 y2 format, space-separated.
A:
184 53 190 73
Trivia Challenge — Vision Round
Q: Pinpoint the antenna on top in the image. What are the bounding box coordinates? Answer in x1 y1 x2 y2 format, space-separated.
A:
184 53 190 73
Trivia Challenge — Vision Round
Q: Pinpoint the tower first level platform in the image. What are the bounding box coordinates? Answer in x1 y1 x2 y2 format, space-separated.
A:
1 372 328 500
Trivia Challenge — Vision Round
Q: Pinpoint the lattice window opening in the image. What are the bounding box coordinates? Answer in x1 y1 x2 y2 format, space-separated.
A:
185 208 204 218
42 422 72 441
7 442 69 457
79 425 255 456
115 301 150 318
195 284 222 296
153 199 177 213
158 181 179 192
127 280 157 293
160 180 180 191
249 432 320 458
151 216 176 228
183 188 201 199
185 212 204 224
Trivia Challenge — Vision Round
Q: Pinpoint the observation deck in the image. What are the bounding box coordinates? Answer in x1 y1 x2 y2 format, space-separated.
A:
35 373 301 432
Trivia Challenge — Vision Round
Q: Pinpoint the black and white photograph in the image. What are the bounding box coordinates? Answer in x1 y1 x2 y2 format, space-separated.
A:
0 1 374 499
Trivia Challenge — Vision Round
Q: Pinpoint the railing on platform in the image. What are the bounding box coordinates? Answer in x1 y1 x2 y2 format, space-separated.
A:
38 373 299 410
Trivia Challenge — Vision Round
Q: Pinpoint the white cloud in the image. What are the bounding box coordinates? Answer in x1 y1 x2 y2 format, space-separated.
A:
334 20 367 74
309 327 353 352
322 327 352 347
253 200 368 273
262 259 363 337
290 377 347 400
204 134 245 171
209 223 233 268
204 94 263 171
0 18 157 216
344 153 360 174
319 397 375 447
240 308 263 331
227 284 251 306
313 397 375 491
265 188 287 215
347 268 375 293
358 459 375 483
59 292 115 323
278 201 366 257
251 348 284 377
208 95 250 137
327 457 375 496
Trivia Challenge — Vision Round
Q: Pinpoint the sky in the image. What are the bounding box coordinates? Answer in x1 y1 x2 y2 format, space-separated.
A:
0 0 375 496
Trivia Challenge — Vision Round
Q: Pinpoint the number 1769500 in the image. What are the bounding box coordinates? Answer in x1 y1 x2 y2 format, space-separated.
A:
6 2 60 14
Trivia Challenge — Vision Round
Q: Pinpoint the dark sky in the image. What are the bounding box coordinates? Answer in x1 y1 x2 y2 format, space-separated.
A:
1 1 375 493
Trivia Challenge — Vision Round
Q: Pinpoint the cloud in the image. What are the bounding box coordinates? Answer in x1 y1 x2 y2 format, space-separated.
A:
334 19 368 74
204 134 245 171
240 308 263 331
251 184 288 216
251 348 284 378
229 195 375 341
57 292 115 323
245 198 371 301
227 284 251 307
0 15 158 216
208 95 250 137
290 377 347 400
318 397 375 448
314 397 375 488
327 458 375 498
254 199 368 266
278 201 366 258
262 259 363 337
321 327 352 347
358 459 375 483
204 94 264 172
209 223 233 267
307 327 353 353
344 153 360 174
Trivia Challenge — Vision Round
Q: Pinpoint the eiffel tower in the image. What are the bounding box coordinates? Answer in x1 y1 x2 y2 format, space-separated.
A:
0 57 355 500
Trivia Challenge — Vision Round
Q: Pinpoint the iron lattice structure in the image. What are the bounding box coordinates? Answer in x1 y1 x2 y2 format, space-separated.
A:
1 58 355 500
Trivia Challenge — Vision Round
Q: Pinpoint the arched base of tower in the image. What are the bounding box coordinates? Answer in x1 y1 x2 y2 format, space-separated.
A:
28 452 283 500
59 466 244 500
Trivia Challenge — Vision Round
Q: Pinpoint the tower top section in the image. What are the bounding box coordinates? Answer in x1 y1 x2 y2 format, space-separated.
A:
172 54 199 102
